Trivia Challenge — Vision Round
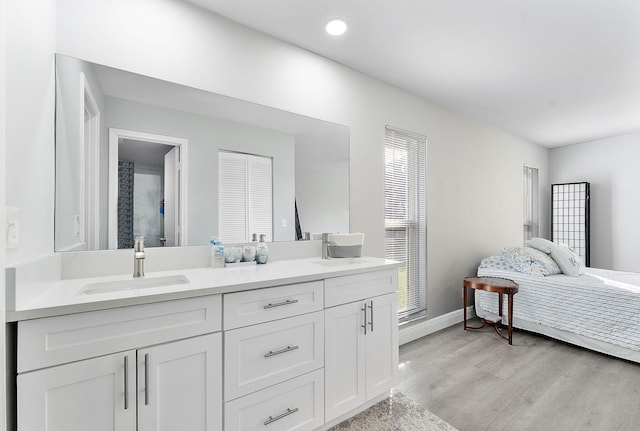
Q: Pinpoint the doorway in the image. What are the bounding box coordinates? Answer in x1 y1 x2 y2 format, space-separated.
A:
108 129 187 249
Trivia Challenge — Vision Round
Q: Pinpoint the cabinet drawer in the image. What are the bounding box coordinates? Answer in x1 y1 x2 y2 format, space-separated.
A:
224 311 323 400
224 369 324 431
18 295 222 372
223 281 323 329
324 269 397 307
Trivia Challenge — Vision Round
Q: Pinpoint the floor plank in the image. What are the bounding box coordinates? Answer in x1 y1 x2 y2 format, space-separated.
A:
395 320 640 431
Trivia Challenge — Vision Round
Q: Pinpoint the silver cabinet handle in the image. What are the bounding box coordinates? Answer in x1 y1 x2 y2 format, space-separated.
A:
264 407 299 425
361 302 367 335
264 345 299 358
368 300 374 332
144 353 149 406
264 299 298 309
124 355 129 410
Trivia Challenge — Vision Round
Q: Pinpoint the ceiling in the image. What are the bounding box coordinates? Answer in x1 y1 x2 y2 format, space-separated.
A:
185 0 640 148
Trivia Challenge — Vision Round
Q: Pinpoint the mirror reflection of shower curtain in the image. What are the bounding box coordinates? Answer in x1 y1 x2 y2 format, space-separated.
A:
551 182 590 266
117 160 135 249
118 160 164 248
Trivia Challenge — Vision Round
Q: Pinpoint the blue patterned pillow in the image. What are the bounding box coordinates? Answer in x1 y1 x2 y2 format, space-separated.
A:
502 247 562 276
479 255 513 271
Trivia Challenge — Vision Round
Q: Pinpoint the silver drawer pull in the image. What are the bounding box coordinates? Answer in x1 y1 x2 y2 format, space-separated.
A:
361 302 367 335
144 353 149 406
264 407 299 425
263 299 299 309
123 355 129 410
264 345 299 358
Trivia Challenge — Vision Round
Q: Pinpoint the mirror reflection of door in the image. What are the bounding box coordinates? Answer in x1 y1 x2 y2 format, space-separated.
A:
108 129 186 249
163 147 180 246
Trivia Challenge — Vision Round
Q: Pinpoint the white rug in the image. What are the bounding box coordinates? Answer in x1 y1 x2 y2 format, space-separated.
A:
329 391 458 431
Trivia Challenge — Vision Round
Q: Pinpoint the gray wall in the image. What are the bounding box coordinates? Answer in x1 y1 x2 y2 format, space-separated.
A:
55 54 106 251
1 0 7 428
550 132 640 272
5 0 550 325
104 96 296 244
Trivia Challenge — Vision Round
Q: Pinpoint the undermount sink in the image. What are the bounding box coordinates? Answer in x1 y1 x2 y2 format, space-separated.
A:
79 274 190 295
311 258 366 267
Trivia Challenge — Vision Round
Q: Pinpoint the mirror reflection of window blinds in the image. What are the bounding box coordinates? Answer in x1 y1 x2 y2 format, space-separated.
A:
551 182 590 266
218 151 273 243
523 165 540 242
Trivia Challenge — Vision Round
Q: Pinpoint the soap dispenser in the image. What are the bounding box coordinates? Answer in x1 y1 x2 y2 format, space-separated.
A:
256 234 269 264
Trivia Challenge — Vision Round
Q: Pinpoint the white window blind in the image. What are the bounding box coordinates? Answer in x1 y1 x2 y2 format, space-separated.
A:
523 165 539 242
218 151 273 243
384 126 427 322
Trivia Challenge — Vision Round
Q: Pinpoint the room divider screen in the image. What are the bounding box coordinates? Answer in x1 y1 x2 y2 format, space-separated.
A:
551 182 590 267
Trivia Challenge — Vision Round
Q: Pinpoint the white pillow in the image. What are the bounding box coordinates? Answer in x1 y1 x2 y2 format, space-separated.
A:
549 243 585 276
526 237 554 254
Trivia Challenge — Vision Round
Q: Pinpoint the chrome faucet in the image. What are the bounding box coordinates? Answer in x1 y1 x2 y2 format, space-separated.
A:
322 233 330 260
133 236 145 277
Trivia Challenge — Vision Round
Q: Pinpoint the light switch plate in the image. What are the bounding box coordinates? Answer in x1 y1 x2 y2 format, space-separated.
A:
74 214 81 237
6 207 19 249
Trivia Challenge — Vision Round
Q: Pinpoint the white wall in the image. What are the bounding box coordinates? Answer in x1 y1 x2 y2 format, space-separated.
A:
5 0 56 266
3 0 549 325
550 133 640 272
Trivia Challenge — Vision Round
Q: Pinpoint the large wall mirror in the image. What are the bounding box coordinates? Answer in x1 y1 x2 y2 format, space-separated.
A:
55 54 350 251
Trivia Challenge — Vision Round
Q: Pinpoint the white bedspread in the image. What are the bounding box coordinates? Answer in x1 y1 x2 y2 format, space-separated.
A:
476 267 640 354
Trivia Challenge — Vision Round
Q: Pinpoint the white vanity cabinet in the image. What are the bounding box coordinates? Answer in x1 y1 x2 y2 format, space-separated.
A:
323 269 399 423
16 296 223 431
11 259 400 431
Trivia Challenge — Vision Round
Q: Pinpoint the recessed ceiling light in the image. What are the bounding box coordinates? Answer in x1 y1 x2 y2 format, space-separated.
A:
325 18 347 36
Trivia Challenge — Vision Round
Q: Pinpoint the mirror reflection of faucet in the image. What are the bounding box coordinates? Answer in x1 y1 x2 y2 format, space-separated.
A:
133 236 145 277
322 233 330 260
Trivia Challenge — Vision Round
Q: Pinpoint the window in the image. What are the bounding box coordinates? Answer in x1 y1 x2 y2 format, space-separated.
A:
218 151 273 243
384 126 427 322
523 165 539 242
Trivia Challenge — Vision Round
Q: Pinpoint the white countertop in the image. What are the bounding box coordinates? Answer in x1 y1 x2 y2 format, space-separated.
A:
8 257 398 322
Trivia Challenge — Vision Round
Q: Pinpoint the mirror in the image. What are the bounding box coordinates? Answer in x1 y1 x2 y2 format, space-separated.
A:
55 54 350 251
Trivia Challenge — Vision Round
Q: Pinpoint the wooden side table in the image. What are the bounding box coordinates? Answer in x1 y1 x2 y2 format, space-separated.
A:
463 276 519 345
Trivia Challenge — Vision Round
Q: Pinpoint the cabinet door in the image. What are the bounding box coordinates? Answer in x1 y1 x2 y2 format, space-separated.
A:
365 293 399 400
324 301 366 422
17 350 136 431
138 333 222 431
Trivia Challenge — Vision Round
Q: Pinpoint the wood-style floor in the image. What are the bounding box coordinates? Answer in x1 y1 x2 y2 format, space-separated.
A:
395 320 640 431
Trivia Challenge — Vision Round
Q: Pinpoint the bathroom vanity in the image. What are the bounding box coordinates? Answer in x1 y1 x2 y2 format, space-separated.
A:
7 255 399 431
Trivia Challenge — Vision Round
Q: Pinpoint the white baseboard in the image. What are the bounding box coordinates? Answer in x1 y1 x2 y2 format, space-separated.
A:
399 306 476 345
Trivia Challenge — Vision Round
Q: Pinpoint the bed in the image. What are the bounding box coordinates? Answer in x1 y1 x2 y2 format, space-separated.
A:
475 241 640 364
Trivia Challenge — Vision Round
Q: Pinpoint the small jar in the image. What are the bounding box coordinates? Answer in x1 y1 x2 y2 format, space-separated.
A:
242 244 256 262
256 234 269 264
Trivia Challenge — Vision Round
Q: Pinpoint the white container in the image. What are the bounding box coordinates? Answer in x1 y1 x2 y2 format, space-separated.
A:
209 237 225 268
